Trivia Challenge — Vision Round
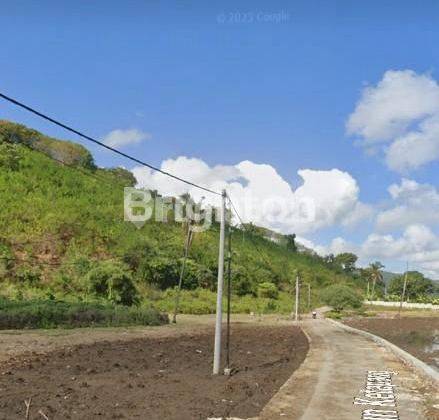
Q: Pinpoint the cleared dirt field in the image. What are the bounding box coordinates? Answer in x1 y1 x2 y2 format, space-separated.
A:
0 323 308 420
344 316 439 370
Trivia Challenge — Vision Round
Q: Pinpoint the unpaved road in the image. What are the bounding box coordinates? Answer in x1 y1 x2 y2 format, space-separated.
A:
260 318 439 420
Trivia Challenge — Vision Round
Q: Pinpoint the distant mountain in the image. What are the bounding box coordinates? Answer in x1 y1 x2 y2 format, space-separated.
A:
382 271 400 285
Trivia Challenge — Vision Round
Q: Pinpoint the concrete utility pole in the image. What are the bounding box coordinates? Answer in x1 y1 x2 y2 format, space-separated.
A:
225 220 232 374
213 190 227 375
398 262 409 318
295 273 300 321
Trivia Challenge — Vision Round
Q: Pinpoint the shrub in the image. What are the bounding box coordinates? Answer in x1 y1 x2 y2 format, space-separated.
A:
257 282 279 299
139 256 180 289
233 268 255 296
326 310 342 319
182 260 216 290
0 298 168 329
321 284 362 312
85 261 138 306
0 243 14 279
0 143 22 170
15 267 41 286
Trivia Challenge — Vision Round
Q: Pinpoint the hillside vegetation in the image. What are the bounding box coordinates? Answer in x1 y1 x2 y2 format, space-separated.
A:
0 120 367 326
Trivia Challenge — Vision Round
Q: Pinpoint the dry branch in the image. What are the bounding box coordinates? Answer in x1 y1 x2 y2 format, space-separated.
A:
38 409 49 420
24 398 32 420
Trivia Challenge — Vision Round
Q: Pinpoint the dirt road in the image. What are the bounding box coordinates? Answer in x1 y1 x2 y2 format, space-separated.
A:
260 318 438 420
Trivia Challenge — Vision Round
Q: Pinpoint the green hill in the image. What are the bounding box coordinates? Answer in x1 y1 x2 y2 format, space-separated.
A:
0 120 366 322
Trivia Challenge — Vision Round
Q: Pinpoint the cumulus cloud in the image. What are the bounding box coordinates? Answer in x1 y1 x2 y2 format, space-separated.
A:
376 178 439 231
359 224 439 277
386 115 439 171
103 128 151 148
342 202 374 227
132 157 368 235
347 69 439 172
305 223 439 277
361 224 437 260
302 236 354 257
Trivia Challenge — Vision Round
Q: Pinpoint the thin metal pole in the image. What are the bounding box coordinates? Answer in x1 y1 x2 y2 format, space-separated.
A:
172 222 192 323
295 273 300 321
398 262 409 318
307 283 311 311
213 190 227 375
225 221 232 370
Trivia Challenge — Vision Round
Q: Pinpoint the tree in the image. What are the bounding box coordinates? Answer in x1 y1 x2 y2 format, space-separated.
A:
257 282 279 299
105 167 137 186
286 234 297 252
232 268 255 296
324 254 336 265
367 261 384 300
335 252 358 273
321 284 362 311
388 271 434 300
85 261 138 305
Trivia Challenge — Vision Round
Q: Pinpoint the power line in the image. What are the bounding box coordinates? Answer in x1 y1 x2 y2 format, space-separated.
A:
0 92 220 196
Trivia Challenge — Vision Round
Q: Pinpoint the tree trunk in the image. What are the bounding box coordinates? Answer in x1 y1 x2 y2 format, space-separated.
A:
371 278 376 300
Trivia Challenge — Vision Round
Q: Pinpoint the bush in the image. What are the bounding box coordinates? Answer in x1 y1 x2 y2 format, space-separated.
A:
326 310 343 319
321 284 362 312
0 298 168 329
0 243 14 279
233 268 255 296
182 260 216 290
85 261 138 306
15 267 41 286
139 256 180 289
0 143 22 170
154 288 294 315
257 282 279 299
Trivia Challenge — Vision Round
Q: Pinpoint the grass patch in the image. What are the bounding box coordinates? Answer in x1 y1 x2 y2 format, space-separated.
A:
0 298 168 329
153 288 298 315
325 310 343 319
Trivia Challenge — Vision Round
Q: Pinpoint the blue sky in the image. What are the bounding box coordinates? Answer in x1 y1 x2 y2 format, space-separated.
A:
3 1 439 276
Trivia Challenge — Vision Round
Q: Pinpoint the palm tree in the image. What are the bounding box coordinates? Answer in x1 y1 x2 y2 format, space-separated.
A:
368 261 384 300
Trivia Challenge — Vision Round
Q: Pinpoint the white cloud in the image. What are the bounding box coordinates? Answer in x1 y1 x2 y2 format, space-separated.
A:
342 202 374 227
376 178 439 231
132 157 367 235
347 69 439 172
300 236 355 257
361 224 436 260
359 224 439 277
103 128 151 148
386 115 439 171
304 223 439 277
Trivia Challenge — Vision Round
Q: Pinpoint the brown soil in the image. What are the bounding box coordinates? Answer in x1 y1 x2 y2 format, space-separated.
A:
0 324 308 420
344 316 439 369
